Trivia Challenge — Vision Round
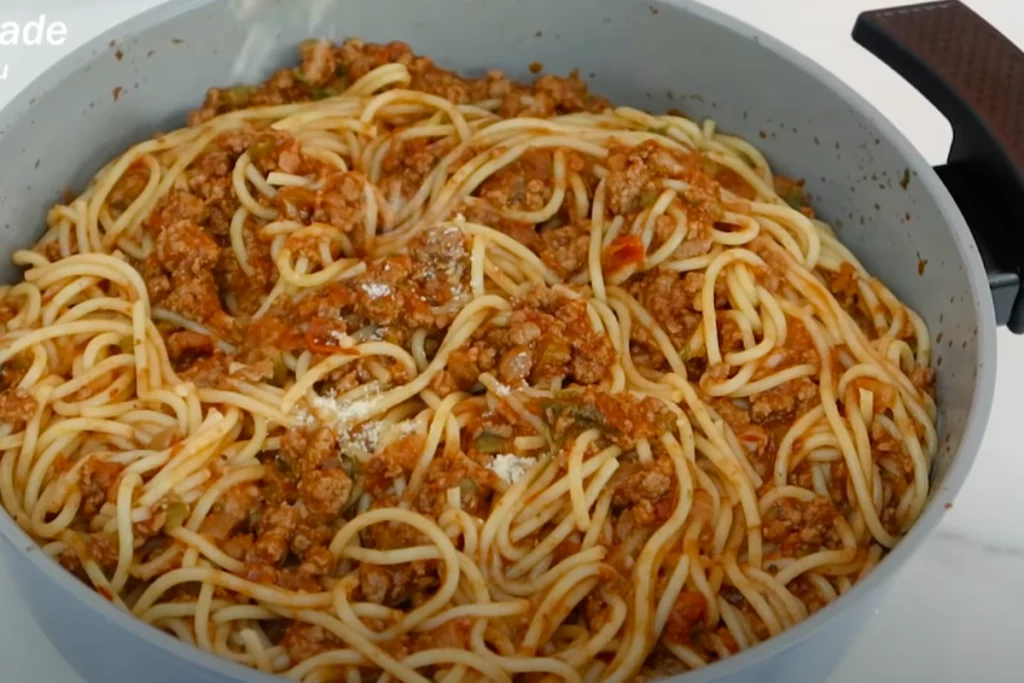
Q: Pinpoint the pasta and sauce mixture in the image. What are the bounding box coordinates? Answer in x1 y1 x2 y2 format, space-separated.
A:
0 39 936 682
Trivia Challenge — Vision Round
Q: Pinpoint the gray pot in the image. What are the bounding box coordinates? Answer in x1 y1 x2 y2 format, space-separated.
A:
0 1 1018 682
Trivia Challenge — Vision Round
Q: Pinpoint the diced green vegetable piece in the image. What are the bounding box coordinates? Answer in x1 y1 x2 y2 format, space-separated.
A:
473 431 509 454
247 137 277 164
163 502 188 530
541 392 621 439
780 185 807 210
537 340 571 368
565 403 609 430
312 87 338 100
340 457 361 477
222 85 251 108
458 477 478 497
638 188 659 209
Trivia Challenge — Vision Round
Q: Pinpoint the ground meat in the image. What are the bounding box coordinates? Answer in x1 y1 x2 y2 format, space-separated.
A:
297 469 352 521
750 377 818 424
190 46 348 125
242 562 324 591
605 507 657 576
215 239 276 317
164 330 214 368
142 220 230 333
537 221 591 278
315 172 367 234
145 191 206 234
496 72 607 118
408 225 470 308
180 356 268 390
229 428 352 566
871 422 913 509
363 434 427 494
408 618 473 653
106 162 150 214
614 459 674 505
178 353 237 388
78 458 123 518
0 354 30 392
299 39 337 86
236 543 334 590
827 460 850 511
627 269 704 352
709 398 779 481
413 452 497 518
788 575 832 614
456 199 540 250
637 647 694 682
0 296 20 326
357 560 440 607
381 137 455 200
762 497 839 556
86 532 119 571
545 388 676 451
0 389 36 424
446 286 615 390
58 545 86 578
280 426 339 477
199 482 260 541
253 224 469 355
132 510 168 544
358 563 393 604
826 261 860 311
478 149 555 214
910 366 935 395
297 546 335 577
280 623 343 663
713 167 756 201
746 234 794 295
605 142 696 215
250 502 299 565
531 72 606 115
610 456 678 526
190 38 604 126
337 40 422 85
348 257 442 329
187 167 240 244
662 590 708 645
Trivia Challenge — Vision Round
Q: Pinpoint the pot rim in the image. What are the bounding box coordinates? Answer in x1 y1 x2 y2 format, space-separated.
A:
0 1 998 681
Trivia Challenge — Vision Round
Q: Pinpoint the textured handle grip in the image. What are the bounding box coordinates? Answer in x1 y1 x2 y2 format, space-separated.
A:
853 1 1024 332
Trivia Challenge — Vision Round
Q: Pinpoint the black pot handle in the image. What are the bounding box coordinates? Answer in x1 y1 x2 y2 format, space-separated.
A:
853 1 1024 332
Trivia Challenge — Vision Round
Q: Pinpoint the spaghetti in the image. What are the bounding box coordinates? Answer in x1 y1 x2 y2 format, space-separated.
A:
0 39 936 682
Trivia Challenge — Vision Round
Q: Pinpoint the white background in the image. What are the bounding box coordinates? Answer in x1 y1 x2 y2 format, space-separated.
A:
1 1 1023 681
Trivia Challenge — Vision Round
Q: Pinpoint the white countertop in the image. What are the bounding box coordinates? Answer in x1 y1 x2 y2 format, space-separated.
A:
1 1 1022 681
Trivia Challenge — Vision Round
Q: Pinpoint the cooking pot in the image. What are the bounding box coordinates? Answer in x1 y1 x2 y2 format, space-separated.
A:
0 1 1020 682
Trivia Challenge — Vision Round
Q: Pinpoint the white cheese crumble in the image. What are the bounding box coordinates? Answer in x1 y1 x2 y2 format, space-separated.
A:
361 281 392 299
292 405 315 428
341 420 382 459
487 454 535 486
293 387 381 437
310 390 377 428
